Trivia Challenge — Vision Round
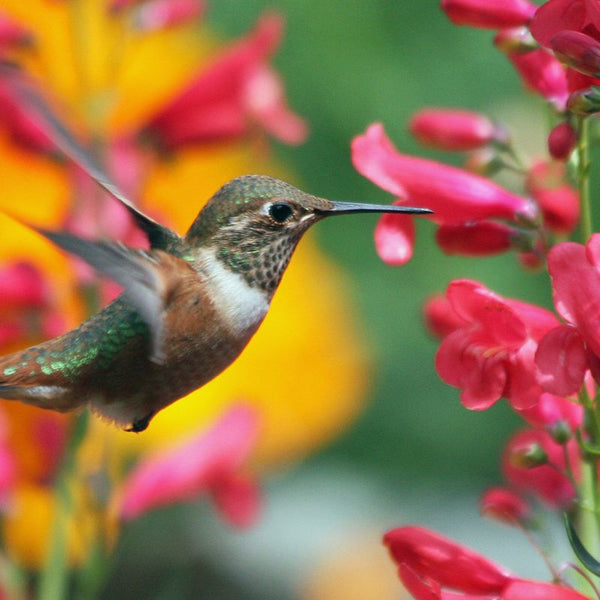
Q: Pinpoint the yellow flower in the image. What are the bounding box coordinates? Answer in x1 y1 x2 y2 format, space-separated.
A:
0 0 372 568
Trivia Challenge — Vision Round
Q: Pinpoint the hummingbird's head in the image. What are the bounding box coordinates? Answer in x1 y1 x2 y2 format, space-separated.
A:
185 174 431 294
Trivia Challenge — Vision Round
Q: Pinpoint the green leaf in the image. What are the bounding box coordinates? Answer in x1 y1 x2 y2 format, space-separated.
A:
564 513 600 576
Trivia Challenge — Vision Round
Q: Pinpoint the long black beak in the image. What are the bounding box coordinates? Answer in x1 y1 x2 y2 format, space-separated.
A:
319 201 433 216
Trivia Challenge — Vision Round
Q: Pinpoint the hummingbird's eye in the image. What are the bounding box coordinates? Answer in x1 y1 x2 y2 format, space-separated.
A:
268 201 294 224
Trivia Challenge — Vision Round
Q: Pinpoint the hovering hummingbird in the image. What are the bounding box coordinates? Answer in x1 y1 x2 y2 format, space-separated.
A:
0 67 432 432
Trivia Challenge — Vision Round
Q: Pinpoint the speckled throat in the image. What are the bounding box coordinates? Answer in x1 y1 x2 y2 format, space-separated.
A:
212 217 309 296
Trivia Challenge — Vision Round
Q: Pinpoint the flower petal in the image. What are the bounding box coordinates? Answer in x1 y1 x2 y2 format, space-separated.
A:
374 207 415 266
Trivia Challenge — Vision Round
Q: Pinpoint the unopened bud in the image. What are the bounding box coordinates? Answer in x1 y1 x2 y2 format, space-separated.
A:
494 27 538 54
551 31 600 77
480 487 530 526
548 420 572 444
436 221 520 256
510 442 548 468
464 148 503 175
567 87 600 115
547 122 576 161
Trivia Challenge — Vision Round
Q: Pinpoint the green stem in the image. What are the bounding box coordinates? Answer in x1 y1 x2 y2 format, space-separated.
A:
577 116 593 242
38 411 89 600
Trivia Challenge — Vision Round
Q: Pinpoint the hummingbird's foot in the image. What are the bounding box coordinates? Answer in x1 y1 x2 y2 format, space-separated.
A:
126 411 155 433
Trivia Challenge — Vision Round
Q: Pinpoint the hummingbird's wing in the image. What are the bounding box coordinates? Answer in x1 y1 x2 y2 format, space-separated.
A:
0 62 178 250
35 228 190 364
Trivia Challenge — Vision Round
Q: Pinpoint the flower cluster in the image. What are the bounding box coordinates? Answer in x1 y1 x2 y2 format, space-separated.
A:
351 0 600 597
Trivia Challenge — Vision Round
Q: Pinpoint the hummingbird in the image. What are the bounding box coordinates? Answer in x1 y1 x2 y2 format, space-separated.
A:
0 66 432 432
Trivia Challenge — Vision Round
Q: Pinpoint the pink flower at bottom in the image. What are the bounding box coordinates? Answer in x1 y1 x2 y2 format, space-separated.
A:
119 405 261 527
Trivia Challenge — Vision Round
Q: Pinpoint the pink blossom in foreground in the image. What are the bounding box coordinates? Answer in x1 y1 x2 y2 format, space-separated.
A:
480 487 530 526
434 279 558 410
408 108 502 151
525 161 579 234
386 526 590 600
536 235 600 395
548 121 577 161
143 13 307 148
441 0 537 29
119 405 261 527
502 428 578 507
384 526 511 594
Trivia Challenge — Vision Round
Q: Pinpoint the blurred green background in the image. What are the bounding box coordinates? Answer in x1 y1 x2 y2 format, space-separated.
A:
104 1 561 598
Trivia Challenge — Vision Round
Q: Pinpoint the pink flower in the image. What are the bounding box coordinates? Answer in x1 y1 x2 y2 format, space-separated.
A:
548 121 577 160
408 108 502 151
441 0 537 29
480 487 530 526
551 30 600 77
384 526 511 594
502 428 578 507
516 392 583 431
504 48 570 110
132 0 206 31
423 295 466 339
119 405 261 528
530 0 600 49
434 279 558 410
525 161 580 234
0 262 48 310
143 13 307 148
435 221 523 257
352 123 537 265
503 579 591 600
536 235 600 395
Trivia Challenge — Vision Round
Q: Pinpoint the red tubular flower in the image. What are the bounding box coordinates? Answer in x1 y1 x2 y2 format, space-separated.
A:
480 487 530 526
132 0 206 32
503 579 591 600
525 161 579 234
504 49 570 110
353 123 537 224
423 295 466 339
143 13 307 148
548 121 577 160
441 0 537 29
435 279 558 410
551 30 600 76
384 526 511 594
530 0 600 49
119 405 261 527
502 429 578 507
408 108 502 151
435 221 523 257
536 235 600 395
494 27 538 53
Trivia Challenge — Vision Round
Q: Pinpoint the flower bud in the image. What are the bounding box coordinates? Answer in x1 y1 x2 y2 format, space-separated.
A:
551 31 600 77
510 442 547 468
547 122 576 161
548 419 572 444
409 108 504 151
441 0 537 29
480 487 530 526
494 27 538 54
464 147 503 175
567 87 600 115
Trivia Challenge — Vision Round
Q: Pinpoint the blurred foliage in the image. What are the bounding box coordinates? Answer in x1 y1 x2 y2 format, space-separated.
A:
206 0 549 483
